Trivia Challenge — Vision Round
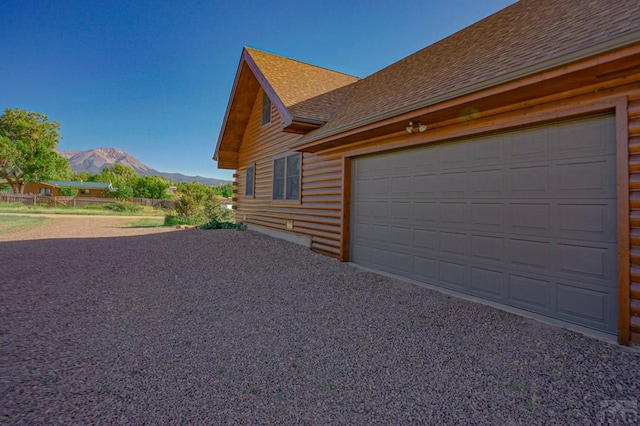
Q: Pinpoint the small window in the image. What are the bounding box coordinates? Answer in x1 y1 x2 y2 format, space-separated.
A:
245 165 255 196
261 92 271 126
39 187 51 196
81 189 90 194
273 154 300 201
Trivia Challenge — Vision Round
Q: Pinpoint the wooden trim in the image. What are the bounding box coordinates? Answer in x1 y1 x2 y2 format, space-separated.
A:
616 97 631 345
341 97 624 159
340 156 352 262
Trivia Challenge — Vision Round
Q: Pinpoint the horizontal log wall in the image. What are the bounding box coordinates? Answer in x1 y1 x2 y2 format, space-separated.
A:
629 94 640 344
232 73 640 343
316 73 640 345
234 90 342 257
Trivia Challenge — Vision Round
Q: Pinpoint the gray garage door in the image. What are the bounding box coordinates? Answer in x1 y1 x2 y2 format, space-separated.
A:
351 115 617 333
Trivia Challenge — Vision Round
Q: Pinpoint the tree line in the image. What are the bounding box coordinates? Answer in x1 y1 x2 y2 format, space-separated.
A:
0 107 232 199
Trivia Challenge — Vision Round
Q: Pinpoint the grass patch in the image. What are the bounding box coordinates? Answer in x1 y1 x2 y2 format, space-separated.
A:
0 201 164 216
0 215 51 234
124 217 166 228
164 214 204 226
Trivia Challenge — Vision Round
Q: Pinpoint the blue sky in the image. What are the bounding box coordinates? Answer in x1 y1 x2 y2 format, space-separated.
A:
1 0 516 181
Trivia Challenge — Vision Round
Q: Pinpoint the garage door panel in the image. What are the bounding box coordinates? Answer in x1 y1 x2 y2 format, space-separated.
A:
508 202 551 233
471 235 504 262
391 202 411 220
556 282 611 325
352 243 371 263
556 201 616 241
439 142 469 167
413 229 438 251
509 127 549 160
440 171 468 197
414 202 438 224
392 176 412 193
351 115 617 333
508 238 551 270
550 115 616 158
471 202 503 228
470 267 505 298
471 136 504 163
440 202 467 227
370 202 390 219
413 174 439 194
354 178 372 195
556 157 616 197
509 165 550 197
391 226 412 246
440 231 468 257
508 274 551 310
556 242 614 281
371 247 390 268
471 169 504 196
413 255 438 279
390 251 412 272
440 261 468 288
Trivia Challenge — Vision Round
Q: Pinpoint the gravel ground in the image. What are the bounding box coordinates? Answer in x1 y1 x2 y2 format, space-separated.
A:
1 215 639 425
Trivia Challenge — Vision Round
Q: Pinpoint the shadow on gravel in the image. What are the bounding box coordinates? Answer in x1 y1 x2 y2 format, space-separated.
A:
2 230 639 424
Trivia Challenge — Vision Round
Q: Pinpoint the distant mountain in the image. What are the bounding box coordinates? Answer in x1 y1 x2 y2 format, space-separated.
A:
57 148 230 186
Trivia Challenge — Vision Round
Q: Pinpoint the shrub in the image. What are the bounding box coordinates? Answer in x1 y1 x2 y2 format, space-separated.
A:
58 187 78 196
164 214 202 226
201 219 246 231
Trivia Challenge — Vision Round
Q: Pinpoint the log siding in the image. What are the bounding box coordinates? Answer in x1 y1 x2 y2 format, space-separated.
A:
227 51 640 344
629 94 640 344
234 90 343 257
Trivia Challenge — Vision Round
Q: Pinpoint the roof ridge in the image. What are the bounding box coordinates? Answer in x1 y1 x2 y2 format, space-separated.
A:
244 46 361 80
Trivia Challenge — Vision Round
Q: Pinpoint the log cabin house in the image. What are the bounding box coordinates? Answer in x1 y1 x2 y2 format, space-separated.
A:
22 181 116 198
214 0 640 345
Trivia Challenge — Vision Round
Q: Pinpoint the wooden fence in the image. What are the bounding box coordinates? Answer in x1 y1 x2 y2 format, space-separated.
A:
0 194 174 209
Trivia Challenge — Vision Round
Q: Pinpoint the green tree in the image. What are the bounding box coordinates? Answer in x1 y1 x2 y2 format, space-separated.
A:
71 171 92 182
212 183 233 198
59 186 78 196
92 164 138 199
174 182 208 219
0 107 71 193
133 175 170 199
172 181 234 223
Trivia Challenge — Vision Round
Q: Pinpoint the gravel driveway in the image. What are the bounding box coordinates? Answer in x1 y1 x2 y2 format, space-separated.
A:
1 215 638 424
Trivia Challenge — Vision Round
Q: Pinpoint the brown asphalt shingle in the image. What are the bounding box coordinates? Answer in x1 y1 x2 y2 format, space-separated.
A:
217 0 640 158
299 0 640 142
246 47 360 123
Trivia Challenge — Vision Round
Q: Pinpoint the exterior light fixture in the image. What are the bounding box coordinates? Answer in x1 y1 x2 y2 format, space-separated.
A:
406 121 427 134
406 122 415 134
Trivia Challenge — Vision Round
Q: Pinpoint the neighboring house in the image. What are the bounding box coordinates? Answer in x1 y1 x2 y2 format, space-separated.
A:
22 181 116 198
214 0 640 345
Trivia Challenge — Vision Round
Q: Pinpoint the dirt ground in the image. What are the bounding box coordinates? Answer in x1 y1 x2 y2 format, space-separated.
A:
1 214 639 424
0 214 174 241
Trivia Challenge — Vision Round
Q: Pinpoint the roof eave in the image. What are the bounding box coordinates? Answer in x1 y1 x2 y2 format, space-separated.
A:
293 29 640 151
282 115 326 134
213 48 295 165
213 48 252 163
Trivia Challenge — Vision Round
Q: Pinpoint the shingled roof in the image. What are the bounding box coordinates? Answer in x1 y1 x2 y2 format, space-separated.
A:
216 0 640 164
245 48 360 124
214 48 359 166
297 0 640 145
